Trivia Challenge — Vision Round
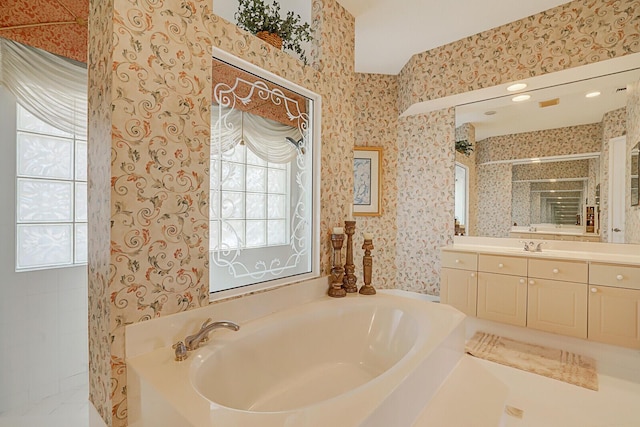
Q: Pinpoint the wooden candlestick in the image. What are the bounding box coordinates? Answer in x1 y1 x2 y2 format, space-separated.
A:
343 220 358 293
359 238 376 295
329 233 346 297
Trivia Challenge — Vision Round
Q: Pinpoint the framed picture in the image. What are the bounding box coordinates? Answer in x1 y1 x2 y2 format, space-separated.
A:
353 146 383 216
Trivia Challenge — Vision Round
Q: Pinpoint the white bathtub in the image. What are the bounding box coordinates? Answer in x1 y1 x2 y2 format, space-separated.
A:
127 292 465 427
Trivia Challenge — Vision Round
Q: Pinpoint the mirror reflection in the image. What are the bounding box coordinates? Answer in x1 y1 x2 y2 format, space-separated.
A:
633 142 639 207
455 62 640 243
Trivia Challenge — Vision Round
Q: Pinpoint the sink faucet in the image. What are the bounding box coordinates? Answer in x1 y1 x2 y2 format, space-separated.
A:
520 240 545 252
184 318 240 351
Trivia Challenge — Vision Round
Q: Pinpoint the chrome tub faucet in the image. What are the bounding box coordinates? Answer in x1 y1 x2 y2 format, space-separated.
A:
184 318 240 351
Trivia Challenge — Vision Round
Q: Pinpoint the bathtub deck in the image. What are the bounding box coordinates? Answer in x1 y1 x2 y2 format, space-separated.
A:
412 355 508 427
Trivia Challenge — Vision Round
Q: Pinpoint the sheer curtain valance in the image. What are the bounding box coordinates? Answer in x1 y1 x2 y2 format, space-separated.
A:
212 104 303 164
0 38 87 139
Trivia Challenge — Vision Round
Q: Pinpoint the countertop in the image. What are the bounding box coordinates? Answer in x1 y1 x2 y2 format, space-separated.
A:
442 236 640 266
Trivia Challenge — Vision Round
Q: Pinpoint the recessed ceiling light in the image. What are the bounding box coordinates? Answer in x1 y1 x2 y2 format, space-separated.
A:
585 91 601 98
512 94 531 102
484 110 497 116
507 83 528 92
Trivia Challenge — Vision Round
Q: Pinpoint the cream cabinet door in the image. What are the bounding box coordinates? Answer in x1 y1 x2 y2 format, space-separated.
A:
440 267 477 316
588 285 640 349
527 278 587 338
477 272 527 326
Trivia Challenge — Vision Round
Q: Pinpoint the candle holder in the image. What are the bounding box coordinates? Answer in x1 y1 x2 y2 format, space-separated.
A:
329 233 346 298
343 220 358 293
359 237 376 295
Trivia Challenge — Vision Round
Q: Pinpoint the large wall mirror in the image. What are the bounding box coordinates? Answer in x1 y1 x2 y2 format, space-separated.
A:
210 51 321 294
455 55 640 243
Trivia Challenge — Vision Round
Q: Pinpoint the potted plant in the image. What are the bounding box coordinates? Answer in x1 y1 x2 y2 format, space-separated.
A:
235 0 312 64
455 139 474 156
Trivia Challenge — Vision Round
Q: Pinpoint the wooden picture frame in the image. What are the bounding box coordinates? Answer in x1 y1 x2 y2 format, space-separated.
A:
353 147 383 216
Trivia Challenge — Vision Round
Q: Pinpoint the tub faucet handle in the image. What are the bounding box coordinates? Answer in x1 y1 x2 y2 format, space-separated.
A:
172 341 188 362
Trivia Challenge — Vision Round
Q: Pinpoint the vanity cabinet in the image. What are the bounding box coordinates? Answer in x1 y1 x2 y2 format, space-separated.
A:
440 244 640 349
526 259 588 338
588 263 640 349
440 251 477 316
476 255 527 327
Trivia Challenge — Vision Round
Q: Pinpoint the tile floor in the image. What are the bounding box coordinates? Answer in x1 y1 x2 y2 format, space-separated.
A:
0 384 105 427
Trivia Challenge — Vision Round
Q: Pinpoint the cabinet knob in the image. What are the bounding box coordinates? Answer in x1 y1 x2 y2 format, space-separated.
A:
498 263 504 268
591 287 598 293
552 268 559 274
519 278 525 284
470 272 476 278
455 259 460 264
529 279 535 285
616 274 624 281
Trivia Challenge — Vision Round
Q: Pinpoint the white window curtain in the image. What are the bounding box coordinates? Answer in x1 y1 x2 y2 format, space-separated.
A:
212 104 302 163
0 38 87 139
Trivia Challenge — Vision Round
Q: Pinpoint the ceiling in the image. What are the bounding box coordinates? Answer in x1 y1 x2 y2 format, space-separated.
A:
336 0 574 75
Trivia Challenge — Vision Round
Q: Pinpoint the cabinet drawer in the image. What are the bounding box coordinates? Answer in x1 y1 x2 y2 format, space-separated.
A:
478 254 527 276
589 263 640 290
441 251 477 271
528 258 588 283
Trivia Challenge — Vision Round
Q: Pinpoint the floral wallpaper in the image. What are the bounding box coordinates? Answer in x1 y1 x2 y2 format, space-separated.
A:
512 160 590 181
397 0 640 114
87 0 356 424
354 73 398 289
455 123 477 236
600 107 627 242
511 181 531 226
627 78 640 244
86 0 113 423
477 163 512 237
477 123 602 164
0 0 89 63
396 108 455 295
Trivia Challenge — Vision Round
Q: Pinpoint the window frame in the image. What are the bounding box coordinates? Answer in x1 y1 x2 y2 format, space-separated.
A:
209 49 321 301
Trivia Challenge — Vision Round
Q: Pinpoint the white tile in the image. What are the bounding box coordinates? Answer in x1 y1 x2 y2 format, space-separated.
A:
27 380 59 403
0 391 28 414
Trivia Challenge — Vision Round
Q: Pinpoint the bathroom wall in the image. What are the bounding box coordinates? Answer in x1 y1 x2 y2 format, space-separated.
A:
396 108 455 295
0 87 88 414
477 123 602 164
353 73 399 289
397 0 640 112
87 0 356 424
627 78 640 243
477 163 513 237
511 182 531 227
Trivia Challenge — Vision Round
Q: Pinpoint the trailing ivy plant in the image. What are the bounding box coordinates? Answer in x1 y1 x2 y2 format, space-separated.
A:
235 0 312 64
455 139 474 156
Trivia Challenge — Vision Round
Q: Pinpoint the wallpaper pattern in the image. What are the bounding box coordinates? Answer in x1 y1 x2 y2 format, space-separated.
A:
88 1 355 424
477 163 513 237
353 73 399 289
396 109 455 295
87 0 113 423
600 107 627 242
627 78 640 243
397 0 640 113
511 182 531 227
512 160 590 181
477 123 602 164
